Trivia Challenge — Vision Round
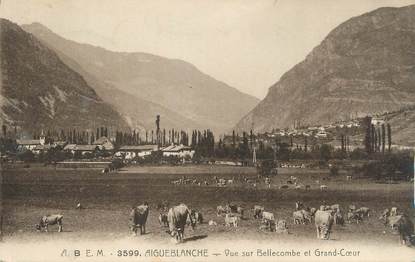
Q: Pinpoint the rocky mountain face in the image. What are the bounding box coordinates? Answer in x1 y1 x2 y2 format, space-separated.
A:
0 19 130 135
23 23 259 134
235 5 415 133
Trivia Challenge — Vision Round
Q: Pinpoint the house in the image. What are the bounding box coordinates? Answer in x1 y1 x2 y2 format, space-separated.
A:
371 117 385 126
162 144 194 159
115 145 158 159
315 131 328 138
93 136 114 151
32 144 53 155
63 144 101 155
16 135 46 151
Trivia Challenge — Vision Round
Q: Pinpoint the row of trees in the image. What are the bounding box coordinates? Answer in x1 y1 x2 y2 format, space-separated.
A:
363 117 392 154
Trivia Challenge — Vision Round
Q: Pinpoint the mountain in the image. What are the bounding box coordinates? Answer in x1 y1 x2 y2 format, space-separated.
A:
22 23 259 134
383 107 415 146
0 19 130 134
235 5 415 133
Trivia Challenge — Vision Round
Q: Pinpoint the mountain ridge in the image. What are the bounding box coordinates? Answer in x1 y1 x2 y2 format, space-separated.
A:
235 5 415 133
0 18 130 134
23 23 259 134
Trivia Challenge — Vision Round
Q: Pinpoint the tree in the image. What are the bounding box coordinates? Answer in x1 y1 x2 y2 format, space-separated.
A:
387 123 392 152
381 123 386 154
363 116 372 154
2 125 6 138
319 144 332 162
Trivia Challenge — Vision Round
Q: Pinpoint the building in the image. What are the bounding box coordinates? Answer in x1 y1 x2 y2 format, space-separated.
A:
115 145 158 159
63 144 102 155
16 134 46 151
162 144 194 159
93 136 114 151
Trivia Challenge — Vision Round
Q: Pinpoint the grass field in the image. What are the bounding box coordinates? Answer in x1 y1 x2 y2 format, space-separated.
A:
2 164 414 254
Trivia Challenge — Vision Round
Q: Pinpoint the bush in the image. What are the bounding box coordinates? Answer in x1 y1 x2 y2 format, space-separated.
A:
329 165 339 176
360 151 412 180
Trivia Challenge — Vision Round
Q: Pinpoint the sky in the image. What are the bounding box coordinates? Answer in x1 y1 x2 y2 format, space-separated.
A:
1 0 415 99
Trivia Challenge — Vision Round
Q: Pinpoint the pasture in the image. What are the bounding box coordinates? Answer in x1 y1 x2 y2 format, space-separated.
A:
2 164 414 248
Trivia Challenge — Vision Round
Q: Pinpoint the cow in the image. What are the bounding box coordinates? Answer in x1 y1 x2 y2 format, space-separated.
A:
293 210 311 224
280 185 289 189
320 185 328 191
224 214 239 227
346 175 352 181
189 210 203 224
237 206 245 218
167 204 195 243
305 185 311 190
217 205 228 216
295 201 304 210
355 207 370 218
226 203 239 213
130 203 149 235
396 214 414 245
315 210 334 240
334 210 344 225
208 220 217 226
253 205 264 219
347 210 362 224
275 219 288 234
330 204 340 212
35 214 63 232
159 213 169 227
390 207 398 217
382 211 415 245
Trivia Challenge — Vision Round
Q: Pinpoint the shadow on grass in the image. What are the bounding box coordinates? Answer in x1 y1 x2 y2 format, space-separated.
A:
183 234 208 243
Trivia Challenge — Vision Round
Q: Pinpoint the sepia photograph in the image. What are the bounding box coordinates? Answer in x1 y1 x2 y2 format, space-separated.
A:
0 0 414 261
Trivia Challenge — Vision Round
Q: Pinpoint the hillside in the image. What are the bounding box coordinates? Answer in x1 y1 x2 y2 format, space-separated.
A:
0 19 130 134
23 23 259 133
235 5 415 133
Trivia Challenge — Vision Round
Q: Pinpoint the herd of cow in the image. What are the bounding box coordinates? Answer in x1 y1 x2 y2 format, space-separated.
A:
170 175 331 190
35 201 414 246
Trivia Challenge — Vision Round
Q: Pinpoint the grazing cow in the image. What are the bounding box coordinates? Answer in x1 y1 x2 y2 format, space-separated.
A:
347 211 362 224
330 204 340 211
355 207 370 218
167 204 195 243
253 205 265 219
130 203 150 235
159 213 169 227
275 220 288 234
346 175 352 181
131 203 149 234
295 201 304 210
262 211 275 224
208 220 217 226
334 210 344 225
189 210 203 224
217 205 227 216
226 203 239 213
315 210 334 240
320 185 328 191
379 209 390 224
390 207 398 217
295 209 312 224
236 206 244 218
396 214 414 245
225 214 239 227
36 214 63 232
